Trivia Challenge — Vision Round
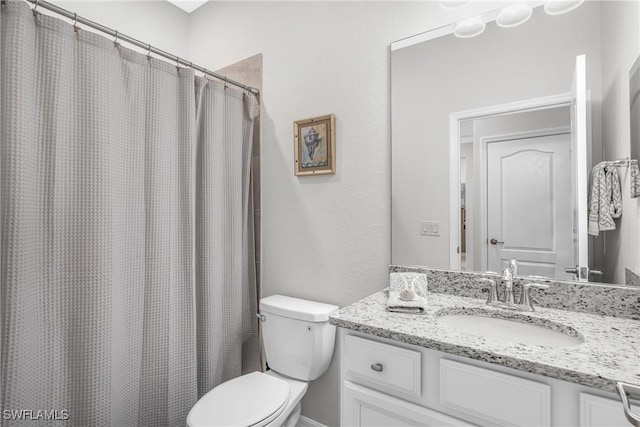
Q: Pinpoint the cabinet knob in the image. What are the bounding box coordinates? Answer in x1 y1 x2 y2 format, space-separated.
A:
370 363 383 372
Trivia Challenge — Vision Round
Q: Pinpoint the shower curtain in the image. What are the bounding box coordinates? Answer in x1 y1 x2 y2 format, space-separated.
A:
0 2 260 425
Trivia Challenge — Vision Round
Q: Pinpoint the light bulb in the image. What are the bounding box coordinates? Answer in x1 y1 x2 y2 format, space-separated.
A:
496 2 533 28
453 16 486 38
440 0 472 10
544 0 584 15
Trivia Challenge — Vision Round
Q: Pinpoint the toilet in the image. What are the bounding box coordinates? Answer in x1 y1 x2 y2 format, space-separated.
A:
186 295 339 427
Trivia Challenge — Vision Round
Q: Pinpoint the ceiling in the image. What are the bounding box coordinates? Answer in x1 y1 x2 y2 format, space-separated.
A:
165 0 208 14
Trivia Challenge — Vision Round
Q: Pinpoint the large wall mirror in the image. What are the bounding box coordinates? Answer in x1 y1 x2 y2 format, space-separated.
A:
391 1 640 286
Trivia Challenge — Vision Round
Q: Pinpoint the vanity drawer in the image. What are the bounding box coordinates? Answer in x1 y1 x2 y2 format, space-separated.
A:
344 334 421 397
440 359 550 426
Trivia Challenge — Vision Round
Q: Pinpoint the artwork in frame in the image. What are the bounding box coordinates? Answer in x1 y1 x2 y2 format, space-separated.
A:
294 114 336 176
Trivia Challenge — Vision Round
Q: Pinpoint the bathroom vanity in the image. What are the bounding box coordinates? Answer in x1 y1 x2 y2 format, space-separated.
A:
377 1 640 424
330 276 640 427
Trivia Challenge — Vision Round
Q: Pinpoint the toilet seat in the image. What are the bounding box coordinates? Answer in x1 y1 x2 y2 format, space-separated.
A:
186 371 290 427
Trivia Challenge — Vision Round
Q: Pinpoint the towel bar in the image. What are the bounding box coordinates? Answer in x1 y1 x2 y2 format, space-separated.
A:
606 157 638 167
617 381 640 426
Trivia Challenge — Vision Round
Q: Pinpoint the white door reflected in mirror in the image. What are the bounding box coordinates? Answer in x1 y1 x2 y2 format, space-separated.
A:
451 99 576 280
486 133 572 279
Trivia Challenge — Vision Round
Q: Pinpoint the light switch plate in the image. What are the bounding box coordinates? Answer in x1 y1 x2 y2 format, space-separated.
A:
421 221 440 236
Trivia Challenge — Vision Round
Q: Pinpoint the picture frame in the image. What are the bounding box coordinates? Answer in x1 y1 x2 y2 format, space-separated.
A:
294 114 336 176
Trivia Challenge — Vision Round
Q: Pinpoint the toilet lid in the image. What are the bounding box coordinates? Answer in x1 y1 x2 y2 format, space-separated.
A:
187 371 290 427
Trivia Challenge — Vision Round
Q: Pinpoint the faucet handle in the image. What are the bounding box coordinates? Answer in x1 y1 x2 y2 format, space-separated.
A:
518 283 550 310
509 259 519 276
479 278 499 305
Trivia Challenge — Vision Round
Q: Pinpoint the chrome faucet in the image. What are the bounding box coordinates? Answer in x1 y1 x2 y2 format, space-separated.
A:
479 259 549 311
508 258 518 277
501 265 515 306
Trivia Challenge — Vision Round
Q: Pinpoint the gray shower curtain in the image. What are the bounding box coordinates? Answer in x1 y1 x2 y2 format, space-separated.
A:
0 2 260 425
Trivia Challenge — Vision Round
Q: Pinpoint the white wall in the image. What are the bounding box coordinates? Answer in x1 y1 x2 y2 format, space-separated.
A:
600 0 640 283
186 2 512 425
50 0 189 57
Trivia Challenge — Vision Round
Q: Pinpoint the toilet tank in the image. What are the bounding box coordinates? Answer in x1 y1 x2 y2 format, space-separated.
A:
259 295 339 381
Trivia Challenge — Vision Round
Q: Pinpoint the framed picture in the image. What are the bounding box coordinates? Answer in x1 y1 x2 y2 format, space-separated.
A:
294 114 335 176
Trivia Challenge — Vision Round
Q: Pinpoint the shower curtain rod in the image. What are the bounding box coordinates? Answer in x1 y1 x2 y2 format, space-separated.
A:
13 0 259 95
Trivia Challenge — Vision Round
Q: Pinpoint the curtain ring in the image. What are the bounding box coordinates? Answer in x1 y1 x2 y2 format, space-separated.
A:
175 56 180 69
32 0 40 16
72 12 79 32
146 44 152 60
113 31 119 47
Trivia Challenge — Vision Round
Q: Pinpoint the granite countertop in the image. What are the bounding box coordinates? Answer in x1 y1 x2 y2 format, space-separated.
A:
329 290 640 393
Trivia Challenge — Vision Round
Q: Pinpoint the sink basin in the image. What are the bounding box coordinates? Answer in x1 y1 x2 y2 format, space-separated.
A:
436 308 584 348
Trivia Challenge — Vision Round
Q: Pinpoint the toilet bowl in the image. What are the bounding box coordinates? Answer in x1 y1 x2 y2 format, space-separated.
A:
186 295 338 427
261 371 308 427
186 371 307 427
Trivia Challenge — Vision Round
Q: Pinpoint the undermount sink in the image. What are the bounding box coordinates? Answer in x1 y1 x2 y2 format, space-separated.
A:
436 308 584 348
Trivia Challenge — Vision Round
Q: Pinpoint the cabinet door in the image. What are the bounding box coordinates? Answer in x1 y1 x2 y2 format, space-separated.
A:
440 358 551 426
342 381 474 427
580 393 640 427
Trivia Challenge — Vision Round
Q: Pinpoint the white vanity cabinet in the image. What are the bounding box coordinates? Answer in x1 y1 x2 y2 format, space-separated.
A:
342 334 470 426
343 381 471 426
339 329 632 427
580 393 640 427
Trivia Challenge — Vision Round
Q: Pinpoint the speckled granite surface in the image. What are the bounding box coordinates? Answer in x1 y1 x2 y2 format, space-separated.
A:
390 265 640 320
626 267 640 288
330 290 640 393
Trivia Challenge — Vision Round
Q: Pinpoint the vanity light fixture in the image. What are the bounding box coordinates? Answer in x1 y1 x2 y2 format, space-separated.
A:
439 0 472 10
543 0 585 15
496 2 533 28
453 16 486 38
446 0 584 38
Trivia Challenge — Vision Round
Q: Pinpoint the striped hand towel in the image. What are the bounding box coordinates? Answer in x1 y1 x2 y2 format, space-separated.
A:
588 162 622 236
631 160 640 199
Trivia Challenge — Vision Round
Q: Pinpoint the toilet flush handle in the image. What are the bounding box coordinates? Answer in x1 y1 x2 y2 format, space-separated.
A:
370 363 383 372
256 313 266 322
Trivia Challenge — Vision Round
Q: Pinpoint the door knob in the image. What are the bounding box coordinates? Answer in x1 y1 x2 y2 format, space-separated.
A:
565 267 603 279
490 238 504 245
